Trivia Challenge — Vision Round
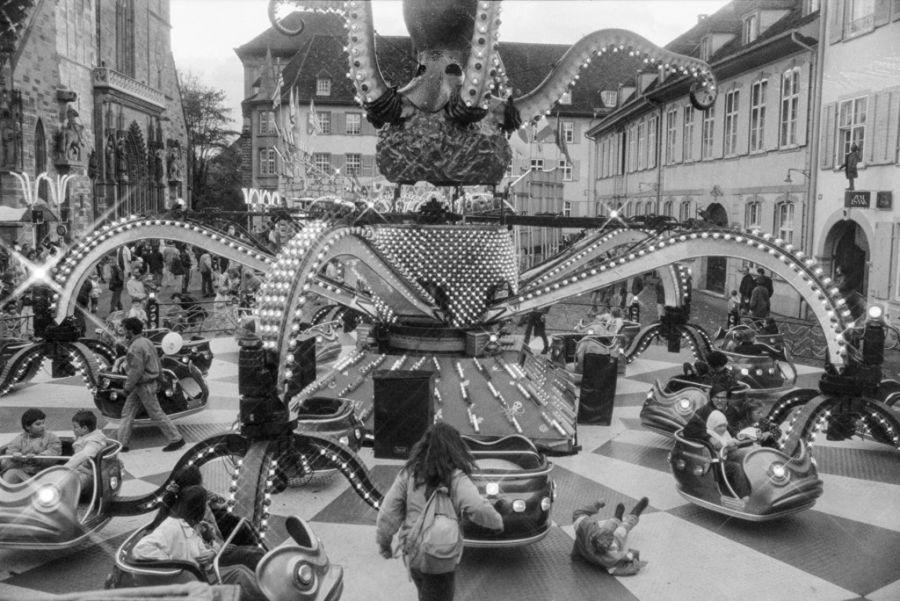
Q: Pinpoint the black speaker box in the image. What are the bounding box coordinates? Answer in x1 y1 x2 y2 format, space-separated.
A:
578 353 617 425
373 369 435 459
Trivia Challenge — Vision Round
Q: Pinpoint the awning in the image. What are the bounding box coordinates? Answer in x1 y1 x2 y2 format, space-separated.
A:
0 204 58 223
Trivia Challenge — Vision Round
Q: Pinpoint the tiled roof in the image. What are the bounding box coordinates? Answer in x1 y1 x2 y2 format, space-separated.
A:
712 6 817 59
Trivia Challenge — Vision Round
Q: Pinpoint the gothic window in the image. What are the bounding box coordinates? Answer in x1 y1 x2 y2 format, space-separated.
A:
116 0 135 77
35 119 47 200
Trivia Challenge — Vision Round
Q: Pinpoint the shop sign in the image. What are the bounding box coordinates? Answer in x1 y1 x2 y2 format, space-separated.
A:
844 190 870 208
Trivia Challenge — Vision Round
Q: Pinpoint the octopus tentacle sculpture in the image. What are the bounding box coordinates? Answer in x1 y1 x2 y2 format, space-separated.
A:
269 0 718 185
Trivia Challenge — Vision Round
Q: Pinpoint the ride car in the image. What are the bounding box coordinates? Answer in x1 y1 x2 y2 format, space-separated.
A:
461 434 555 547
93 339 209 423
0 438 123 549
668 427 823 521
108 515 343 601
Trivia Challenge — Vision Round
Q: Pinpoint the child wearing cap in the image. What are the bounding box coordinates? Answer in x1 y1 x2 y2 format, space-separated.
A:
571 497 649 575
1 408 62 483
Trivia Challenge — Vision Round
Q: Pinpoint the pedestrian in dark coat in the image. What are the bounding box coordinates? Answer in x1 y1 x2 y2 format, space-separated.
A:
755 268 773 299
748 281 770 318
738 267 756 313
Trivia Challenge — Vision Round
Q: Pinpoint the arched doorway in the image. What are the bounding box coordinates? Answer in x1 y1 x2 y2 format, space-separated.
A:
703 202 729 294
824 219 869 319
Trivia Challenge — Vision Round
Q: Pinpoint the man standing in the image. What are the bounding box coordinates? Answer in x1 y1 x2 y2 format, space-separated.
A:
199 251 214 297
738 267 756 314
755 268 773 300
748 277 771 319
116 317 184 453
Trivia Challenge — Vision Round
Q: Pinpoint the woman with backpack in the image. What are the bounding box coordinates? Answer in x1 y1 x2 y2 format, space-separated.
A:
376 422 503 601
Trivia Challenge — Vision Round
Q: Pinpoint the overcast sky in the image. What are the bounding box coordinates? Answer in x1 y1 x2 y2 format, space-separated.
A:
170 0 729 130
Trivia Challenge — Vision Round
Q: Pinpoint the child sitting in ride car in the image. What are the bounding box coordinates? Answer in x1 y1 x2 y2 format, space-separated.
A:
571 497 649 575
1 409 62 483
64 409 111 495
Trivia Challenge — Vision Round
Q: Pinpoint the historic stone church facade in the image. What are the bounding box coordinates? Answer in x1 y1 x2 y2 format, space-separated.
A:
0 0 187 247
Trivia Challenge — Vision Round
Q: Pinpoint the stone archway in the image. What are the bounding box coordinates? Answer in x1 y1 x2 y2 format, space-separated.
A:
824 218 869 319
702 202 728 294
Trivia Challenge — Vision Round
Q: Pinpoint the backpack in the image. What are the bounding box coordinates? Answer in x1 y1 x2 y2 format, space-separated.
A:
404 482 462 574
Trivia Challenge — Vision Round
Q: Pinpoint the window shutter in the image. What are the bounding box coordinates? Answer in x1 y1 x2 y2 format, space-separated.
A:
336 113 345 135
573 160 580 180
735 91 749 156
874 0 891 26
820 102 836 169
828 0 844 43
871 222 894 298
765 83 780 151
885 89 900 165
796 65 809 147
673 109 683 163
362 155 375 177
871 91 892 164
572 121 580 144
714 104 725 159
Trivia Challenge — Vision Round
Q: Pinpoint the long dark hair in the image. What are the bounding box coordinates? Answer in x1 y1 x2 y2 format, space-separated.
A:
404 422 476 490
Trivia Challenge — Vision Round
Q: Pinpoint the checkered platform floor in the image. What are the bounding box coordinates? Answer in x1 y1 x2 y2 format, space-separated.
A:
0 337 898 601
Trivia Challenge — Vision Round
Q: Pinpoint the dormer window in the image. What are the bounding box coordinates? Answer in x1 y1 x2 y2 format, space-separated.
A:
559 91 572 105
600 90 617 107
743 13 759 44
316 77 331 96
699 36 713 61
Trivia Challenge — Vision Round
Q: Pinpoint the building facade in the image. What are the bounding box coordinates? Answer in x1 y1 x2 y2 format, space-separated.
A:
814 0 900 319
235 19 641 267
0 0 187 248
588 0 821 317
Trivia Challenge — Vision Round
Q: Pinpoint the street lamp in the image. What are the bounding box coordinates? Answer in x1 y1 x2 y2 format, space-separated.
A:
784 168 810 184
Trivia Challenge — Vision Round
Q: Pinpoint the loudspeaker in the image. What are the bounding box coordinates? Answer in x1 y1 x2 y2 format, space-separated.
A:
373 369 434 459
465 331 490 357
578 353 617 425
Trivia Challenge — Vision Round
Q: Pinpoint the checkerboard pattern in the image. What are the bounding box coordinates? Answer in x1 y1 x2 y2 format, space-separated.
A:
1 336 898 601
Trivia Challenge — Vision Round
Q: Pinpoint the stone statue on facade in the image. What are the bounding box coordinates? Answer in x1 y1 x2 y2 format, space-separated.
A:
0 92 20 169
166 145 182 181
56 107 85 163
105 135 116 181
155 147 167 185
116 135 128 181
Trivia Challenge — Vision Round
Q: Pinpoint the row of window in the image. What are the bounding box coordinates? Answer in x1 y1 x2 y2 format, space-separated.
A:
591 198 795 242
598 67 804 177
258 150 369 177
259 110 364 136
